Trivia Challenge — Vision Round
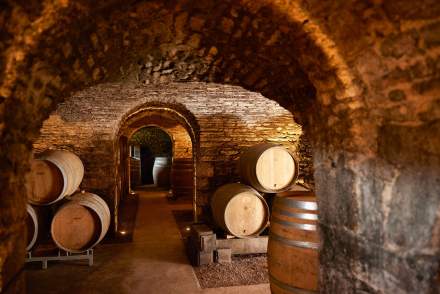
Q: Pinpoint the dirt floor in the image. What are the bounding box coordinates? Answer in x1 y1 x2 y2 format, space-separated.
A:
172 209 269 289
194 254 269 288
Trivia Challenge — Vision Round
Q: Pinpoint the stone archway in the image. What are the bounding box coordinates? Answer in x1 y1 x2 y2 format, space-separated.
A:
117 104 199 222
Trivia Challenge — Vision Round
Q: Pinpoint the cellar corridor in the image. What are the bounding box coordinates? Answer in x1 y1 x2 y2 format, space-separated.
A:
2 1 440 293
25 190 270 294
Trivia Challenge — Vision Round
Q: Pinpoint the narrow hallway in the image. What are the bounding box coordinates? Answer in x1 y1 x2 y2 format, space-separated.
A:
26 191 270 294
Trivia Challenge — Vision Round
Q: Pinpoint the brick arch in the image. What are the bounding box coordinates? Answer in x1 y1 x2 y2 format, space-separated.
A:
124 120 193 159
1 1 440 293
117 103 200 221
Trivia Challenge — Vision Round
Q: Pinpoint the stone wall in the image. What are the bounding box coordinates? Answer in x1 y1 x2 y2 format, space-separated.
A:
33 82 310 225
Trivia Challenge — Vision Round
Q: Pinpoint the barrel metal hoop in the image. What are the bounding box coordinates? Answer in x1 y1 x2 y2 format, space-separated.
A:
272 207 318 221
269 274 318 294
271 216 316 231
275 197 317 211
270 232 319 250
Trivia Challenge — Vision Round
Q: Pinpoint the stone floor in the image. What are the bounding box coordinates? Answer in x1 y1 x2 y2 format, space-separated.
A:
25 190 270 294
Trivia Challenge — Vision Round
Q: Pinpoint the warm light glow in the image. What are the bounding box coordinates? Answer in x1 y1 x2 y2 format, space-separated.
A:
119 231 127 235
185 227 191 232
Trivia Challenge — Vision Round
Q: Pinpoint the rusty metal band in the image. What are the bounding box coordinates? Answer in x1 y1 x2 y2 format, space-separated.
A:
272 207 318 221
269 274 318 294
270 232 319 250
275 197 317 211
271 215 317 231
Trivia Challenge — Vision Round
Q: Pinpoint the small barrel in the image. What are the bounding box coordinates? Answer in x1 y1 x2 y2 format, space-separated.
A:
211 183 269 238
171 158 194 199
268 191 319 293
26 204 51 251
152 157 171 188
26 150 84 205
239 143 299 193
51 192 110 253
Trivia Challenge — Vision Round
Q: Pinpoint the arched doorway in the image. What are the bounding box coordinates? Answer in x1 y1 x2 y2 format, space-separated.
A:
117 106 198 216
129 126 173 189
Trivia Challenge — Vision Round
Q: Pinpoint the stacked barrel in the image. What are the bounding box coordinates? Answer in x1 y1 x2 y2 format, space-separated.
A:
210 143 299 238
25 150 110 254
210 143 319 293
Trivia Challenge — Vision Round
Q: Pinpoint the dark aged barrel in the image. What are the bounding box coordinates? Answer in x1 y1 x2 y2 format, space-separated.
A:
26 205 40 251
171 158 194 199
26 204 51 251
211 183 269 238
239 143 299 193
26 150 84 205
268 191 319 293
51 192 110 253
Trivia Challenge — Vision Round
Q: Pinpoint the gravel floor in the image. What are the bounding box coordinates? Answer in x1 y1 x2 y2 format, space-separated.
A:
194 254 269 288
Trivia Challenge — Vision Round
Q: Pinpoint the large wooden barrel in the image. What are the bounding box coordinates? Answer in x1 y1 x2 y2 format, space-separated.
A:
26 204 51 251
268 191 319 293
26 205 39 251
152 156 171 187
171 158 194 199
26 150 84 205
239 143 299 193
51 192 110 253
211 183 269 238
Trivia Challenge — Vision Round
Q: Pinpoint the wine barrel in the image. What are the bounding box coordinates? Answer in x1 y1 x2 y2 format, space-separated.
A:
26 205 39 251
268 191 319 293
239 143 299 193
26 150 84 205
51 192 110 253
211 183 269 238
26 204 51 251
152 157 171 188
171 158 194 198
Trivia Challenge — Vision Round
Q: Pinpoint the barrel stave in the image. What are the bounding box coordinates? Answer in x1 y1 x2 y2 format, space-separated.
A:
268 192 319 293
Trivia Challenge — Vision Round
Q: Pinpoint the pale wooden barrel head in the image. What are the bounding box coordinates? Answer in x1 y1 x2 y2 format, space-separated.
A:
224 191 268 237
26 160 64 205
256 147 296 191
51 204 100 251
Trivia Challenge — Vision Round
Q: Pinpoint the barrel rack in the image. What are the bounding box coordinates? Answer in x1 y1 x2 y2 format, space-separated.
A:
25 249 94 269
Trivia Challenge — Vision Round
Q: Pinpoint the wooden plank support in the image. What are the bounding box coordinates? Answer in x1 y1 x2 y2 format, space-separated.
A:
215 236 268 255
215 248 232 264
187 224 216 266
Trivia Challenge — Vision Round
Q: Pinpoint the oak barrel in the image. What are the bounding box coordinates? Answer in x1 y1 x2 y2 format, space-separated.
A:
211 183 269 238
26 204 51 251
152 157 171 187
171 158 194 199
268 191 319 293
239 143 299 193
26 205 39 251
26 150 84 205
51 192 110 253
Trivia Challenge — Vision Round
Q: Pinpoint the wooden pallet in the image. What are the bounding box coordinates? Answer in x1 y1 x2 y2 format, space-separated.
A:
187 223 268 265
